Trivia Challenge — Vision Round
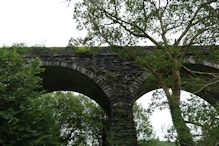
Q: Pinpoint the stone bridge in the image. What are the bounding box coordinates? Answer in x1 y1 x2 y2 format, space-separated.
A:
25 46 219 145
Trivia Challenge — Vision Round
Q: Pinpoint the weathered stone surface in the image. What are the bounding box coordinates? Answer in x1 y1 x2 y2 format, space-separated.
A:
25 47 219 146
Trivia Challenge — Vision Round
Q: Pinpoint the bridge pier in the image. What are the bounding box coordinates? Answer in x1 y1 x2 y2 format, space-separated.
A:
109 102 138 146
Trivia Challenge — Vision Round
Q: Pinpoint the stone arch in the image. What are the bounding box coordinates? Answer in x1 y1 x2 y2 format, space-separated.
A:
130 71 151 102
185 56 219 69
183 58 219 105
134 62 219 105
39 60 112 116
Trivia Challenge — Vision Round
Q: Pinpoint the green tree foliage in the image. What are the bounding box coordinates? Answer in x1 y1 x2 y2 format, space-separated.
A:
0 44 45 145
37 92 156 145
133 103 157 145
148 91 219 146
181 95 219 146
0 45 156 146
67 0 219 145
34 92 107 146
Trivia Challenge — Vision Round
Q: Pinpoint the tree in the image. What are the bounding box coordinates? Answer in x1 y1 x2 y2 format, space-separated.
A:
180 95 219 146
133 103 157 146
38 92 107 146
148 91 219 145
67 0 219 145
33 92 156 145
0 44 45 145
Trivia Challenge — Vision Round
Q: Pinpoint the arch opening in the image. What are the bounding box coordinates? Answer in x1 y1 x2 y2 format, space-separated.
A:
39 66 111 116
136 89 219 143
136 64 219 105
37 91 108 146
134 63 219 143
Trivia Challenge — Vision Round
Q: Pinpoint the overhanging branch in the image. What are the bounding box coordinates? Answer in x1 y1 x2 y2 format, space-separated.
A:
88 0 160 47
182 65 219 77
194 79 219 94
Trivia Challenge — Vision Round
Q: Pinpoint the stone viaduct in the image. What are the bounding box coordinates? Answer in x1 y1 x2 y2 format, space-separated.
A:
25 46 219 145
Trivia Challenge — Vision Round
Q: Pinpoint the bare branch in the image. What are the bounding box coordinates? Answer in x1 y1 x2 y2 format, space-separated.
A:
182 65 219 77
184 120 204 127
194 79 219 94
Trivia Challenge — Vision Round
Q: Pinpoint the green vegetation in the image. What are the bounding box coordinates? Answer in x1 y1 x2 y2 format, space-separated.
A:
25 46 98 56
3 42 99 56
148 90 219 146
68 0 219 145
35 92 107 145
0 45 45 145
181 95 219 146
2 0 219 143
74 46 98 54
138 139 176 146
0 45 104 145
133 103 156 142
157 141 176 146
0 45 157 145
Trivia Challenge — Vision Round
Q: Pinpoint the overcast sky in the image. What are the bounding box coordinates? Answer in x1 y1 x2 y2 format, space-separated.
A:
0 0 84 47
0 0 204 141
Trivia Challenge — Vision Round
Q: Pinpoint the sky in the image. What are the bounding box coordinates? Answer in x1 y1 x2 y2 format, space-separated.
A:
0 0 207 141
0 0 85 47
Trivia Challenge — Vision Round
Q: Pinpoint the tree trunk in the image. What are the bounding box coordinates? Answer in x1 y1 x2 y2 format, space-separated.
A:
168 67 195 146
169 100 195 146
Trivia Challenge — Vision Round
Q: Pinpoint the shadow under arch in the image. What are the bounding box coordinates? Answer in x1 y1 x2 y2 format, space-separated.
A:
134 63 219 106
39 65 111 116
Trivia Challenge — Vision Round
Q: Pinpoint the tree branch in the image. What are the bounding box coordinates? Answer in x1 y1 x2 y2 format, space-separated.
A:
184 120 204 127
152 1 168 46
194 79 219 94
175 0 217 46
139 60 171 98
88 0 160 46
179 27 216 62
182 65 219 77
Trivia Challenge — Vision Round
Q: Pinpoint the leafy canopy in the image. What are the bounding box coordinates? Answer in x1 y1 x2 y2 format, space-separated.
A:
69 0 219 94
70 0 218 47
67 0 219 145
0 44 44 145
